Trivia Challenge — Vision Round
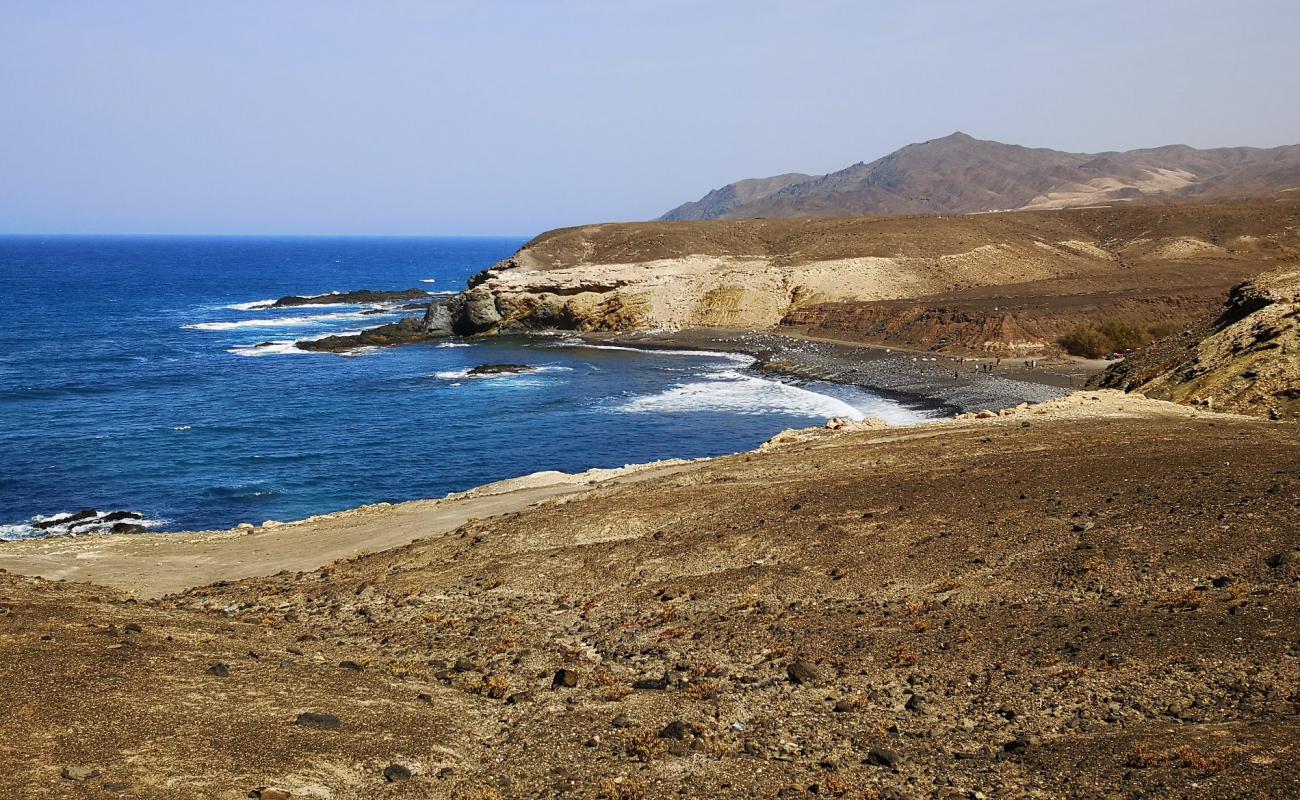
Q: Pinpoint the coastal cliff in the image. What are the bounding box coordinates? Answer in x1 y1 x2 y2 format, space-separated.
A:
443 203 1300 353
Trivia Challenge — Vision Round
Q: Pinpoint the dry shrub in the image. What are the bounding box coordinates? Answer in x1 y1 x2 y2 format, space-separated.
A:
890 643 917 666
623 731 663 762
1158 590 1204 611
598 777 648 800
469 674 510 700
602 684 633 702
683 680 722 700
1123 744 1226 776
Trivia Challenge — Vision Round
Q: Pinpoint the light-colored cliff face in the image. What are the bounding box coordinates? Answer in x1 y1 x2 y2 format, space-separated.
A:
451 246 1100 333
448 203 1300 336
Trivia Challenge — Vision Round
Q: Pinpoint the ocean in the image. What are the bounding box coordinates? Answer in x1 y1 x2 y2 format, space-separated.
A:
0 236 938 538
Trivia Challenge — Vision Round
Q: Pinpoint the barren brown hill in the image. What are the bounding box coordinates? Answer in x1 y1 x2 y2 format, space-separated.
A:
2 396 1298 798
446 202 1300 347
1093 266 1300 418
661 132 1300 221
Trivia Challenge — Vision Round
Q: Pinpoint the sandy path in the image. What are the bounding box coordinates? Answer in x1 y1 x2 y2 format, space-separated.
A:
0 462 689 598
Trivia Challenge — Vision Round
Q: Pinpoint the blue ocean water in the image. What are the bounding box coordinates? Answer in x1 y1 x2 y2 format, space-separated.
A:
0 236 937 538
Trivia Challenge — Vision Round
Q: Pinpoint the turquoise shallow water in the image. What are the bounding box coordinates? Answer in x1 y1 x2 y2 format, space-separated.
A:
0 236 938 538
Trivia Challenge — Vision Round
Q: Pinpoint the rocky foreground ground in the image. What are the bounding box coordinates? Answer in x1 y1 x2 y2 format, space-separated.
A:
2 394 1297 799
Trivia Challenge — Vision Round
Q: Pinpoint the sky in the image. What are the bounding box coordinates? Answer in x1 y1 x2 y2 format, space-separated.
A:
2 0 1299 236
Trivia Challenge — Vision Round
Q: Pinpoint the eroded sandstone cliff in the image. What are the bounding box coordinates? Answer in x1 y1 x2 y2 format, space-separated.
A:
446 203 1300 344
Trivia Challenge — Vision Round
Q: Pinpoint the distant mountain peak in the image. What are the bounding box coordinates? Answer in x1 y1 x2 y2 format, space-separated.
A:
658 134 1300 221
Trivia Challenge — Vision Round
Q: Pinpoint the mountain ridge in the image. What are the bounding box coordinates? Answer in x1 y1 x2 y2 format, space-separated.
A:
659 132 1300 220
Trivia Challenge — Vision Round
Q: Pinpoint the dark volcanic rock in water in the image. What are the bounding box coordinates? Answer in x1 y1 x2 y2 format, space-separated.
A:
33 509 99 530
296 300 457 353
467 364 534 376
270 288 429 308
297 317 438 353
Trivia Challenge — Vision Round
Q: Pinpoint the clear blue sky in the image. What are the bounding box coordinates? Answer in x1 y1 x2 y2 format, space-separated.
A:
3 0 1298 236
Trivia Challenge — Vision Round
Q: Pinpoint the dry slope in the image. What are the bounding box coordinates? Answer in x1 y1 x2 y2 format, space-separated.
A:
3 396 1298 799
1094 265 1300 418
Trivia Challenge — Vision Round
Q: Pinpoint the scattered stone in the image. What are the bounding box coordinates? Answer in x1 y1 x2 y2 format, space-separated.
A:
584 736 601 748
1072 521 1095 532
1265 550 1292 568
660 720 692 740
633 674 670 690
293 712 341 730
904 693 927 713
61 765 100 781
552 668 579 688
339 660 364 671
1002 736 1037 755
505 691 535 705
207 662 230 677
865 748 898 769
786 661 820 685
382 764 412 782
248 788 291 800
833 697 856 713
123 623 142 634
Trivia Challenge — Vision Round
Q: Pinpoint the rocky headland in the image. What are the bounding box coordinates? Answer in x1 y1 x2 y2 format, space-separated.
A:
436 203 1300 357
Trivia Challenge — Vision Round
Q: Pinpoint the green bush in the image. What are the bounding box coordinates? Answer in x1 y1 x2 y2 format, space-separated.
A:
1057 318 1177 358
1058 325 1111 358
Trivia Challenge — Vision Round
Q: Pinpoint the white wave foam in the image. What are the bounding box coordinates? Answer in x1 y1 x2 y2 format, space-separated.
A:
555 341 757 365
229 341 305 357
433 365 573 381
223 299 276 311
227 328 375 357
435 341 471 348
183 310 388 331
1 511 168 542
419 278 437 284
616 369 867 420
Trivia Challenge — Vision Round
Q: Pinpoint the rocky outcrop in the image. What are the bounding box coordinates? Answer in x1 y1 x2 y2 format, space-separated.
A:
295 301 455 352
1093 266 1300 418
270 288 430 308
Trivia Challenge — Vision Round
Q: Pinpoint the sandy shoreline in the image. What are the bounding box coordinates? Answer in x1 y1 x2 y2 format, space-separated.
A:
0 459 695 598
0 328 1110 596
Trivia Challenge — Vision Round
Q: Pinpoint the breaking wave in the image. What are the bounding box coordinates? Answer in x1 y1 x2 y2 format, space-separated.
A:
183 311 388 331
616 370 866 420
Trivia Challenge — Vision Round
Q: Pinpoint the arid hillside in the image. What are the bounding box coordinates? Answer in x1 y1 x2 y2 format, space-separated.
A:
2 395 1297 799
447 202 1300 344
1094 265 1300 418
661 132 1300 221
